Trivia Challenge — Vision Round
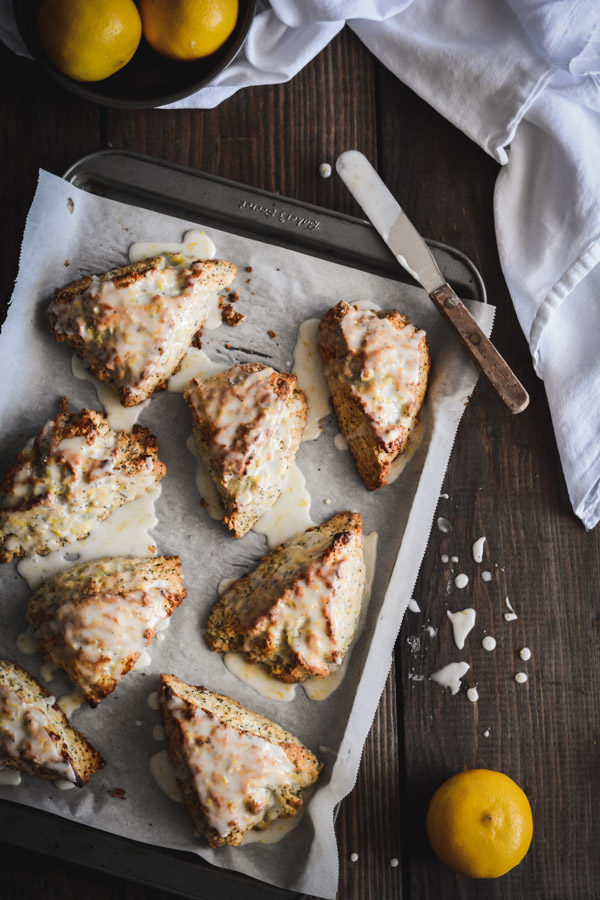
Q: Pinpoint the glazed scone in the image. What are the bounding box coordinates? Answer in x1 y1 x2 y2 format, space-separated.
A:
0 659 105 785
318 301 430 490
159 674 321 847
205 512 366 682
27 556 185 707
49 255 237 407
0 399 166 563
184 363 307 538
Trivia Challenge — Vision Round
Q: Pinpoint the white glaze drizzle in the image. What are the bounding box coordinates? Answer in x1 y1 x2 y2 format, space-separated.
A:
40 662 58 683
408 598 421 613
430 661 469 695
446 608 476 650
437 517 452 534
481 570 492 582
253 461 314 549
129 230 216 266
519 647 531 661
17 486 161 590
292 318 331 440
339 306 425 445
514 672 528 684
333 432 349 452
224 654 296 702
165 694 299 837
0 687 76 782
57 691 84 717
16 629 39 655
71 355 149 432
223 531 378 704
0 770 21 785
185 435 224 521
303 531 377 701
482 635 497 651
466 686 479 702
454 573 469 589
472 536 486 563
150 749 183 802
167 348 227 392
386 416 424 484
147 691 160 710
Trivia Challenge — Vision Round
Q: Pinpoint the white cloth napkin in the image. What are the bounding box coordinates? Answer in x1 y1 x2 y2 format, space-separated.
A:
2 0 600 527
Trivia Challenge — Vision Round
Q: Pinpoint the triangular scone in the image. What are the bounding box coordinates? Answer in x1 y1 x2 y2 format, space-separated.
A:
27 556 185 707
0 659 105 786
0 399 166 563
318 301 430 490
184 363 308 538
49 255 237 406
205 512 366 682
159 674 321 847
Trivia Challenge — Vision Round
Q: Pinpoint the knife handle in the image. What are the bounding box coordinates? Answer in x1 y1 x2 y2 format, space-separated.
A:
430 283 529 414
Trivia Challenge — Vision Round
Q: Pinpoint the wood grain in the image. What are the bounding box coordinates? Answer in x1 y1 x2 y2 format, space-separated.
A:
378 68 600 899
1 21 599 900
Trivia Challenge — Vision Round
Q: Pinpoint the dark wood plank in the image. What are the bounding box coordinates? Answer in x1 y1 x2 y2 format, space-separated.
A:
377 65 600 899
0 46 100 311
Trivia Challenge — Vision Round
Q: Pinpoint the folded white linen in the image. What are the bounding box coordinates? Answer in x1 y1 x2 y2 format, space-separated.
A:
2 0 599 527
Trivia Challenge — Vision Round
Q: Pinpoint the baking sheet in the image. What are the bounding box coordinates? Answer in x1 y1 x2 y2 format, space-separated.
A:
0 170 494 899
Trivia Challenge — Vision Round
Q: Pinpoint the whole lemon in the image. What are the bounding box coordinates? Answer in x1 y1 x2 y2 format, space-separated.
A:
38 0 142 82
426 769 533 879
139 0 239 61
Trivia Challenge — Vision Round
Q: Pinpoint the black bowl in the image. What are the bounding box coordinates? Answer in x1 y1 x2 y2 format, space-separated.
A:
13 0 256 109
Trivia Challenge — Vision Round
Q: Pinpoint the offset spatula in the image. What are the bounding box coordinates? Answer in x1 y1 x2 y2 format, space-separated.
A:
336 151 529 414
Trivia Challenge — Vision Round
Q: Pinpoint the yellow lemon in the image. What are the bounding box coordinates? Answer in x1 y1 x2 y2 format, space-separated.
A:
38 0 142 82
139 0 239 61
426 769 533 879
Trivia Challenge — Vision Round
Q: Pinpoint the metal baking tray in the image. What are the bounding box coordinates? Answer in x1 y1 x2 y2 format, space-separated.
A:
0 150 486 899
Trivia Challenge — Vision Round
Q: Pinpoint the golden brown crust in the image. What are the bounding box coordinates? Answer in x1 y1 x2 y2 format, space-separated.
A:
159 674 321 847
49 257 237 406
205 512 365 682
318 301 430 490
28 557 185 707
0 399 166 563
184 364 308 538
0 658 105 785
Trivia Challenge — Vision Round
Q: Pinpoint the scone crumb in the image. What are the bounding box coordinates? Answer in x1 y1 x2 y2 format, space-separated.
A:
228 290 240 303
110 788 127 799
267 330 278 339
200 498 209 508
221 304 245 327
245 265 253 272
64 259 70 267
67 198 74 213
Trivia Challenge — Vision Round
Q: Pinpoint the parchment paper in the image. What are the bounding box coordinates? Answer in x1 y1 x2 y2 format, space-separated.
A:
0 170 494 898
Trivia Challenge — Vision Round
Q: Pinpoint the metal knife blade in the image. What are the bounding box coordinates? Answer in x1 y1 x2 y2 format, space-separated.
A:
336 150 529 414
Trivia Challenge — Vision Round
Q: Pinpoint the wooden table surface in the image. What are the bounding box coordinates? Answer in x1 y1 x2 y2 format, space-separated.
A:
1 26 599 900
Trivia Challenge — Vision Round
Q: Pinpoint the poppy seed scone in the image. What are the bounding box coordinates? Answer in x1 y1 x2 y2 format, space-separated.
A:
0 659 105 786
318 301 430 490
49 255 237 407
28 556 185 707
184 363 308 538
159 674 322 847
0 399 166 563
205 512 366 682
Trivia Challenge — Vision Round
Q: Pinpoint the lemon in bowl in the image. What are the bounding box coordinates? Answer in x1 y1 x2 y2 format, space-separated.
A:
139 0 239 61
426 769 533 878
38 0 142 82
